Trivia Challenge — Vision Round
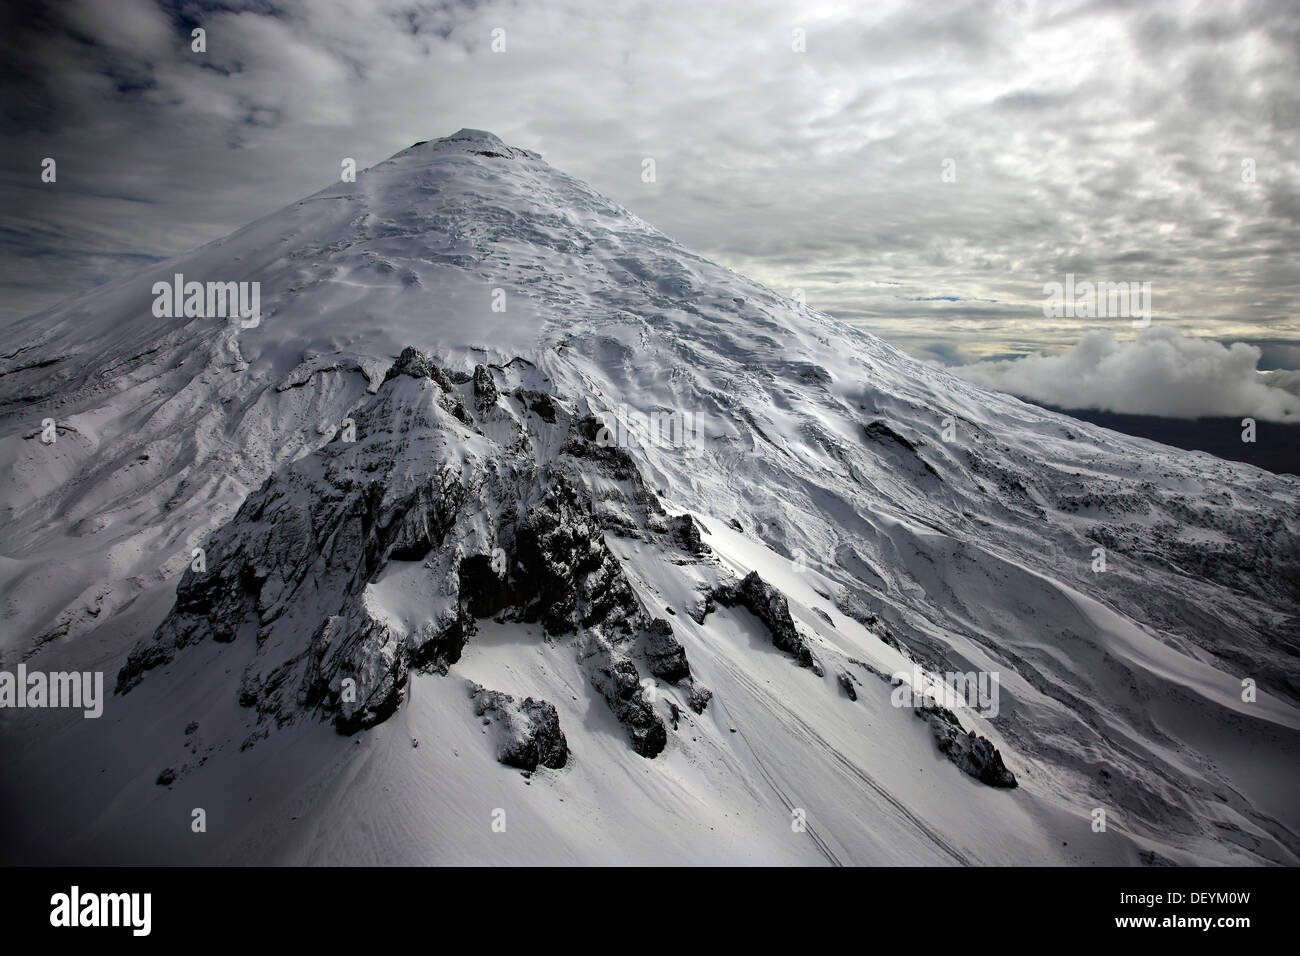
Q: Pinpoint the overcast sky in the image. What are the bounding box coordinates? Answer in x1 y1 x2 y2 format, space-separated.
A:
3 0 1299 414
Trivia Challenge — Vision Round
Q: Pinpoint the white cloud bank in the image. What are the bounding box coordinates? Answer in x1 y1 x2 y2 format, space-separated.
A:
949 327 1300 422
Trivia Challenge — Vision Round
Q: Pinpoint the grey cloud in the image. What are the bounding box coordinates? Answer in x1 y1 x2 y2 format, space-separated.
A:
0 0 1296 378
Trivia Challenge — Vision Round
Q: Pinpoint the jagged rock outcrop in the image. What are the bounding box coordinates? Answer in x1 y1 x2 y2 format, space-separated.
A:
837 670 858 701
582 633 668 758
667 513 710 556
637 616 712 716
688 591 715 625
472 364 499 413
562 414 641 481
384 345 472 423
641 618 690 682
687 684 713 714
117 346 707 755
710 571 821 673
918 704 1018 788
511 478 642 636
514 387 556 423
470 683 568 771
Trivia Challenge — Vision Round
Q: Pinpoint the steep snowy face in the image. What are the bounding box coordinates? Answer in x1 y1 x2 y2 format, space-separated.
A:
2 130 1298 866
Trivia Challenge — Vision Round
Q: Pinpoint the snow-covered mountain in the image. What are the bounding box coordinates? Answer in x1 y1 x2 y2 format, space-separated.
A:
2 129 1297 866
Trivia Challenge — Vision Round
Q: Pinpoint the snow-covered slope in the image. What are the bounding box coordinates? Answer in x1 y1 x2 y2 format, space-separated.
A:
2 129 1297 866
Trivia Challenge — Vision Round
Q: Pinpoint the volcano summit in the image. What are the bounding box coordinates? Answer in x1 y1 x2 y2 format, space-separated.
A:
1 130 1297 866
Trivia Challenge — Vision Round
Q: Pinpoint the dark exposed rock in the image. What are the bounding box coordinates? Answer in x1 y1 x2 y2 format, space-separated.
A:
471 683 568 770
384 345 454 392
472 364 499 413
378 347 472 423
665 699 682 730
642 618 690 682
687 684 712 714
304 616 411 735
447 400 473 425
120 427 474 732
156 768 176 786
879 628 909 656
837 670 857 701
583 635 667 758
711 571 819 672
689 592 715 625
512 478 642 637
386 472 468 561
408 610 471 674
851 658 1016 791
667 513 710 556
727 518 744 533
917 704 1017 788
515 387 557 423
458 552 512 619
562 414 640 480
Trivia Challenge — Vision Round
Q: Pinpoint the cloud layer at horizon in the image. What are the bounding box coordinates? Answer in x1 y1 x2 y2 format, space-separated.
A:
950 327 1300 421
2 0 1298 408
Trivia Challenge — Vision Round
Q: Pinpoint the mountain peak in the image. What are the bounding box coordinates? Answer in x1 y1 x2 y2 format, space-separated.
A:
444 128 505 146
403 127 542 161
